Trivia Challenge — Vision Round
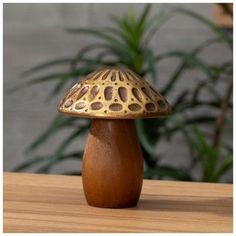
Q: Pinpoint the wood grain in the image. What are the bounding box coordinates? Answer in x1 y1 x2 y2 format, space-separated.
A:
83 119 143 208
3 172 233 233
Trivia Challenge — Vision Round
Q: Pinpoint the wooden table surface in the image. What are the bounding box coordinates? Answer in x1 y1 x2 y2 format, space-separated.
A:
3 172 233 233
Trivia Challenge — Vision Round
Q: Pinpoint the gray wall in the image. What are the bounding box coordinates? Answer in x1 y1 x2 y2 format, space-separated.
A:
3 3 232 180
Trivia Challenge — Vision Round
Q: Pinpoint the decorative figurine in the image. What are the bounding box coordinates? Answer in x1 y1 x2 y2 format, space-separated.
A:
58 67 170 208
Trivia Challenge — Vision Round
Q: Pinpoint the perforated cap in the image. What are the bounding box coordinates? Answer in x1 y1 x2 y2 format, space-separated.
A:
58 67 171 119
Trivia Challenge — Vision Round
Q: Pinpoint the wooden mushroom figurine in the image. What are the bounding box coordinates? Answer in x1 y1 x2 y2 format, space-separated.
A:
58 67 171 208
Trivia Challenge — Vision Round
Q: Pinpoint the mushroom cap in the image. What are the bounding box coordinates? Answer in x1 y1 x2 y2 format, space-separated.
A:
58 67 171 119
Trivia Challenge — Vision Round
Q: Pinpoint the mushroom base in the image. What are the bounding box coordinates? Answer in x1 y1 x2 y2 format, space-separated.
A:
82 119 143 208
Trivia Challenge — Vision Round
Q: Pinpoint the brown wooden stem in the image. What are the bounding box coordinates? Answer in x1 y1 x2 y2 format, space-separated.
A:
82 119 143 208
212 79 233 148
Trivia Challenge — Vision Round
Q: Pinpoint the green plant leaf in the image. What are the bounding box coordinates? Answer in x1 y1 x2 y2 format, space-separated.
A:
110 14 140 53
160 52 216 95
144 166 192 181
154 36 226 97
173 8 232 49
142 11 172 46
14 151 83 172
25 115 77 154
173 100 228 114
162 115 217 137
141 145 158 168
66 28 126 50
136 119 155 157
21 58 73 77
144 49 157 83
46 78 68 101
139 4 152 28
36 128 88 173
211 154 233 182
8 71 80 93
172 90 189 107
70 43 117 71
13 156 49 172
181 128 198 165
191 125 221 182
66 28 134 67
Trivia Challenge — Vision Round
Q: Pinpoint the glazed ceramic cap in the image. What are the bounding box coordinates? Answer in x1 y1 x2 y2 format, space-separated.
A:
58 67 171 119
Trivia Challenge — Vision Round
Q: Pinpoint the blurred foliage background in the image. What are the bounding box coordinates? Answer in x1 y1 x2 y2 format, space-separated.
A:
11 4 233 182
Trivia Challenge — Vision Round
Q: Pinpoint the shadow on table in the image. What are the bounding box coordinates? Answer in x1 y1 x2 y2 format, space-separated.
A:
132 197 233 217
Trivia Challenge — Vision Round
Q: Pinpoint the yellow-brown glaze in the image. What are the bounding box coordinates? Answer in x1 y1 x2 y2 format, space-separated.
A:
82 119 143 208
58 67 171 119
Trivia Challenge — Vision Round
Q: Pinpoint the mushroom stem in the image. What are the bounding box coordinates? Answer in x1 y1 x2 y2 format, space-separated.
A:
82 119 143 208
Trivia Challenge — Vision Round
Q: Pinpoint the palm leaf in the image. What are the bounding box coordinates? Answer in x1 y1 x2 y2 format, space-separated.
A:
144 166 192 180
9 71 79 93
36 127 88 173
136 119 155 157
211 154 233 181
46 78 69 101
66 28 126 50
143 11 171 46
70 43 117 71
13 156 49 172
174 8 232 49
14 151 83 172
25 115 77 154
138 4 152 28
160 52 216 95
144 49 157 83
21 58 73 77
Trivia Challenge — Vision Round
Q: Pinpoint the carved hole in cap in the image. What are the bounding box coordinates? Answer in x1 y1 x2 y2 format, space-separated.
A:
93 71 104 80
132 88 142 102
125 72 133 81
104 86 113 100
128 103 141 111
111 72 116 81
89 85 99 101
118 87 127 102
86 70 97 80
64 99 73 108
75 102 86 110
91 102 103 110
128 71 139 81
145 103 155 111
119 71 124 81
77 86 89 100
157 100 166 109
130 70 141 80
141 87 153 100
109 103 122 111
101 70 110 80
59 98 66 106
66 86 79 99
